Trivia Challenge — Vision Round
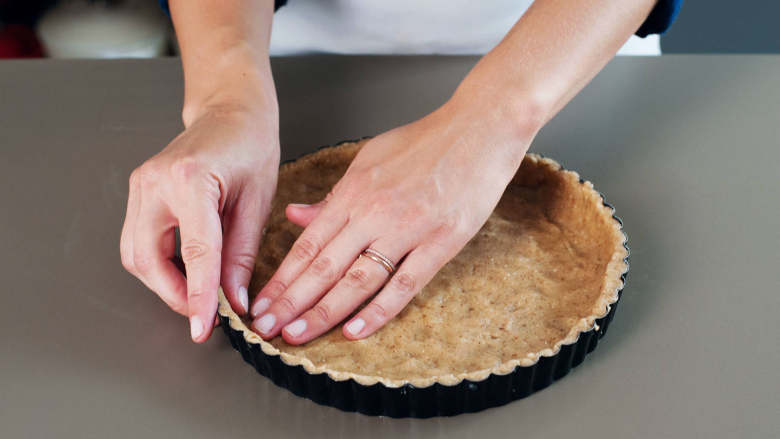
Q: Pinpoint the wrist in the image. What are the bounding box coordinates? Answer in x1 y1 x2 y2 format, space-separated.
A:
450 73 547 145
183 92 278 133
450 53 553 142
181 44 278 129
180 96 281 163
440 76 545 179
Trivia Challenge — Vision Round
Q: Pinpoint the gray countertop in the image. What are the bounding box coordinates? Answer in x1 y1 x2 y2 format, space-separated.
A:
0 55 777 438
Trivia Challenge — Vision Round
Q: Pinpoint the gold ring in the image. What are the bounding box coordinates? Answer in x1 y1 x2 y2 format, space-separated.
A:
359 248 396 274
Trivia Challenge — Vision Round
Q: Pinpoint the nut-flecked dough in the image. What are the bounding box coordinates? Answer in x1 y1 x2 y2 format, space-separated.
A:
218 139 628 387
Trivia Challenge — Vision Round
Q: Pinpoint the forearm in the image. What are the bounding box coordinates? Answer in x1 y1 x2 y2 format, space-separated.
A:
452 0 657 140
169 0 278 128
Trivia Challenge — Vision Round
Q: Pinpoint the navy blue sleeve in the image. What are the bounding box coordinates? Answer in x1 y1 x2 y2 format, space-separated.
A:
157 0 288 16
635 0 683 37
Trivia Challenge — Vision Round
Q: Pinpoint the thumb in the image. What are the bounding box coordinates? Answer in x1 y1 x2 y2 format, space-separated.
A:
285 201 325 227
221 188 269 316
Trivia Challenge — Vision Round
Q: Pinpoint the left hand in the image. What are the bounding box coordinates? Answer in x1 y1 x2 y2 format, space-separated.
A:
249 93 537 344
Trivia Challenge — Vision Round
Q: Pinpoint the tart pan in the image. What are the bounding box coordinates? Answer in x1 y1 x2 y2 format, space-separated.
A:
217 138 630 418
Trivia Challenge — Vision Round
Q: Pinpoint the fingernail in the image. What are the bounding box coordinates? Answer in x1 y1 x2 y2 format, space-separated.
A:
284 319 307 337
254 313 276 335
345 318 365 336
190 315 204 340
288 203 311 209
238 286 249 314
251 297 271 318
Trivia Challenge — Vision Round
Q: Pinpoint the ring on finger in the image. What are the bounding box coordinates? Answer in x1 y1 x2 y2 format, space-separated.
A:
359 248 396 274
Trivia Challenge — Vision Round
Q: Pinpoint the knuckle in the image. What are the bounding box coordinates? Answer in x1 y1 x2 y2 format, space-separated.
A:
128 168 141 188
180 239 211 264
169 300 188 315
169 157 204 183
119 235 133 271
366 190 393 214
264 279 287 297
311 303 332 325
277 296 298 315
453 218 473 241
391 272 417 296
292 237 321 261
432 214 470 244
133 252 154 274
437 215 459 236
229 251 256 276
368 166 382 183
131 164 159 190
120 250 134 272
364 301 388 319
187 287 207 303
399 202 427 224
345 268 373 290
309 256 336 282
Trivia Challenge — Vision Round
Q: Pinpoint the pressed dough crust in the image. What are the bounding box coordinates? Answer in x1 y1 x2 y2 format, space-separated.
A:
218 139 628 388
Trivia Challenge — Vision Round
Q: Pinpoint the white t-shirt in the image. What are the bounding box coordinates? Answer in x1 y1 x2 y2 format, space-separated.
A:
269 0 660 56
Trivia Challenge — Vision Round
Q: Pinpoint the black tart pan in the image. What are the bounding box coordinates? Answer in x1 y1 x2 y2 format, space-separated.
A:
217 137 630 418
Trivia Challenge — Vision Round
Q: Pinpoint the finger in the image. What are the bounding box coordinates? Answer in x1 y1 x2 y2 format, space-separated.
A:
251 223 369 339
343 242 452 340
177 196 223 343
131 191 189 316
285 201 324 228
249 205 347 318
120 170 142 275
279 249 393 345
221 187 269 316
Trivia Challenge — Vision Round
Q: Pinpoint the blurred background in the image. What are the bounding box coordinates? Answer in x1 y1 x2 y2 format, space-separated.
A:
0 0 777 59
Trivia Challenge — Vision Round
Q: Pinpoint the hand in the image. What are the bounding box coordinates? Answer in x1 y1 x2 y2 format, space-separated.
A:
249 95 536 344
120 106 279 342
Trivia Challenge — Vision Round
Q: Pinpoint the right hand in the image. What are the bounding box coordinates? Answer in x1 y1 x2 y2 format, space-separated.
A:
120 106 279 342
